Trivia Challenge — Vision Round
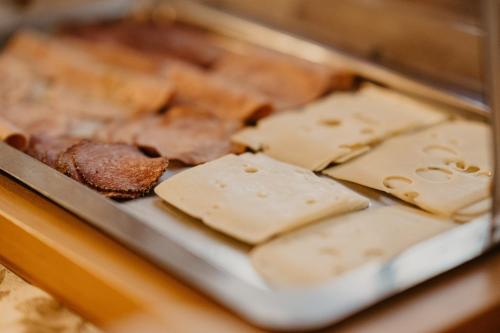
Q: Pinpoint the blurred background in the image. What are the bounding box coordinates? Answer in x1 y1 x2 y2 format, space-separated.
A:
0 0 482 95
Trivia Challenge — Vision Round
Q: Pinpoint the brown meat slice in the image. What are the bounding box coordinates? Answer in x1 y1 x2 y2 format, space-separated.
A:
0 54 40 106
99 190 142 200
6 30 173 114
71 141 168 193
0 55 136 121
214 49 354 110
63 21 223 67
0 116 29 151
56 144 84 182
135 107 244 165
55 141 153 199
26 135 81 168
95 115 157 145
0 103 73 137
60 36 163 74
164 65 271 122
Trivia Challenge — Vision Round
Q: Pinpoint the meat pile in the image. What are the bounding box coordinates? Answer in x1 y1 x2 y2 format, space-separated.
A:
0 19 353 200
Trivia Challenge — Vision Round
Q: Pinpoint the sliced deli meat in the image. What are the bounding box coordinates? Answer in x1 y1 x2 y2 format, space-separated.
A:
251 206 454 286
0 54 40 106
26 135 80 168
155 153 368 244
214 48 353 109
135 107 244 165
98 107 244 165
233 85 447 170
6 30 173 114
324 120 493 216
63 21 224 67
51 140 168 200
0 116 29 150
56 143 85 182
164 65 271 122
0 55 136 121
95 115 154 145
0 103 80 137
61 36 164 74
71 141 168 193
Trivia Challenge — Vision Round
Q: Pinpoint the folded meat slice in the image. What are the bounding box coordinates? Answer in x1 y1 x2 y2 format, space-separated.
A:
135 107 244 165
5 30 173 114
71 141 168 193
0 116 29 150
214 49 353 110
63 21 223 67
164 65 271 122
26 135 80 168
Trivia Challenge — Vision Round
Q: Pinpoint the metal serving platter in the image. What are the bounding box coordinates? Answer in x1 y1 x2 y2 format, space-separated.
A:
0 0 496 331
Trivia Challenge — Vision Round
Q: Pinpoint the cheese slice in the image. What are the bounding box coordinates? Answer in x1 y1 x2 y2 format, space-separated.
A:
325 120 493 216
251 205 454 286
232 85 447 171
155 153 369 244
452 197 491 223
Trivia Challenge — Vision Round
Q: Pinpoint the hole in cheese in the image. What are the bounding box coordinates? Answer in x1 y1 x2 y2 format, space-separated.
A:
382 176 413 189
422 144 457 158
415 166 452 182
244 166 258 173
360 127 375 135
319 118 342 127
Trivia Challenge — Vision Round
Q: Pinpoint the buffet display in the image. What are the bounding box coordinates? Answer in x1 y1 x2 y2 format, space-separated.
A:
0 1 493 330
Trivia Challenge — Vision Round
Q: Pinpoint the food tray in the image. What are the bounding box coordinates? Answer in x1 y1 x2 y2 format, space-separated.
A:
0 0 495 331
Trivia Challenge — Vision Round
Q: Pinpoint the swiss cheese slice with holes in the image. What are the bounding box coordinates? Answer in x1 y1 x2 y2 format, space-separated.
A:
251 205 454 286
324 121 492 216
154 153 369 244
232 85 447 171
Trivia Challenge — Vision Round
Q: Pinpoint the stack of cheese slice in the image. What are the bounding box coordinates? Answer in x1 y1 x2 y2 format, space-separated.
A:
233 85 448 170
325 121 492 220
155 153 369 244
251 205 454 286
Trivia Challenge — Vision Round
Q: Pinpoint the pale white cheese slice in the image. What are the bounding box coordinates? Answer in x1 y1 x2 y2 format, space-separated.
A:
155 153 369 244
325 120 493 216
232 84 447 171
251 205 454 286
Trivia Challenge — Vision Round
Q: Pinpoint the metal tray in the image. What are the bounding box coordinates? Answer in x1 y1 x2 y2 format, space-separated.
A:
0 1 496 331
